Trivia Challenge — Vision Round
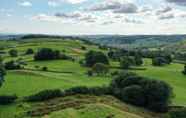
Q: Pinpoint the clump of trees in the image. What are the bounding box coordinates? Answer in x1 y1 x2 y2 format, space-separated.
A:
34 48 61 61
25 48 34 55
85 50 109 67
34 48 71 61
8 49 18 57
110 71 173 112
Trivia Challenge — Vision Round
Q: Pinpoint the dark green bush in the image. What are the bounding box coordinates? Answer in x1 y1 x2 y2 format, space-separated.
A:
25 89 62 102
0 95 17 105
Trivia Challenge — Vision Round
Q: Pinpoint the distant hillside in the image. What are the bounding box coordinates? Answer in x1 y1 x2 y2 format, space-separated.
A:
81 35 186 49
163 40 186 53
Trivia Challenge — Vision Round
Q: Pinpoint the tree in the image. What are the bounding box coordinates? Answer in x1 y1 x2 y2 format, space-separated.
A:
134 53 143 66
92 63 109 75
85 50 109 67
152 57 167 66
8 49 18 57
120 56 135 69
25 48 34 55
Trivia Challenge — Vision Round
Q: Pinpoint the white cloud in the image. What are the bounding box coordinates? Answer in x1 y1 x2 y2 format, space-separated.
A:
19 1 32 7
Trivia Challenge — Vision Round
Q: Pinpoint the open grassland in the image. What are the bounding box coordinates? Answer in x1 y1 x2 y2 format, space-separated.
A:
0 38 186 118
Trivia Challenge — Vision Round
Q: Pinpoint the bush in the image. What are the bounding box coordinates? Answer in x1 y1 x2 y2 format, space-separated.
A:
25 48 34 55
25 89 62 102
42 66 48 71
121 85 145 106
92 63 109 75
8 49 18 57
85 50 109 67
0 95 17 105
87 70 93 76
169 108 186 118
81 46 87 50
5 60 21 70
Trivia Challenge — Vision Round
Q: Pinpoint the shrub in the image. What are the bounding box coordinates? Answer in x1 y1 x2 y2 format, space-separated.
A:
92 63 109 75
85 50 109 67
169 108 186 118
0 95 17 105
5 60 21 70
25 89 62 102
42 66 48 71
121 85 145 106
8 49 18 57
25 48 34 55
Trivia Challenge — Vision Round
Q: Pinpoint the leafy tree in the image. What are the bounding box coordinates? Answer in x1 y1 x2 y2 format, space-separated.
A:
134 53 143 66
8 49 18 57
152 57 167 66
120 56 135 69
85 50 109 67
25 48 34 55
92 63 109 75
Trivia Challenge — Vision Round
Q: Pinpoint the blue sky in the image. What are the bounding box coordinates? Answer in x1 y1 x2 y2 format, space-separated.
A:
0 0 186 35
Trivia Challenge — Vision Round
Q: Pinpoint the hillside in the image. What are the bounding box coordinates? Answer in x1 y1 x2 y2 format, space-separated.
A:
0 38 186 118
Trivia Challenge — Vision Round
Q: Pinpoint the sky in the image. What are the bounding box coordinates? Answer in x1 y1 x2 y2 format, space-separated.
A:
0 0 186 35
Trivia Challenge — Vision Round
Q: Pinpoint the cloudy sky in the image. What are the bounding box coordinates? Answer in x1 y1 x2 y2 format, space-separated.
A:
0 0 186 35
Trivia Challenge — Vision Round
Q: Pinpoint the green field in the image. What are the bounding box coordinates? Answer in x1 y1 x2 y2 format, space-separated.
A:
0 38 186 118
